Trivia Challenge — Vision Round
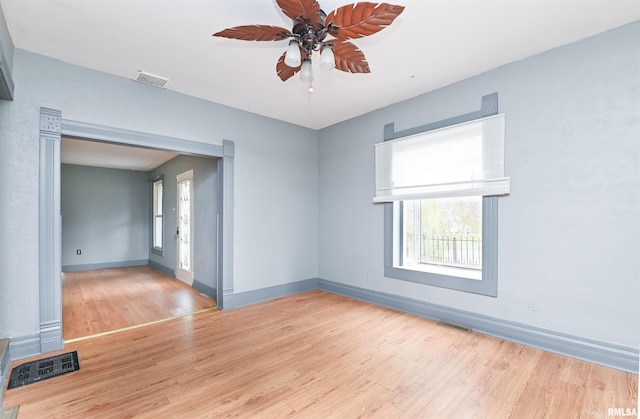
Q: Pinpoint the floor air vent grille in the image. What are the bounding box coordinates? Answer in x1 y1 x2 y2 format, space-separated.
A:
7 351 80 389
437 320 472 332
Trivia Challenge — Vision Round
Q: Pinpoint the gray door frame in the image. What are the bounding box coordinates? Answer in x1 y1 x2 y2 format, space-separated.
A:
38 107 235 353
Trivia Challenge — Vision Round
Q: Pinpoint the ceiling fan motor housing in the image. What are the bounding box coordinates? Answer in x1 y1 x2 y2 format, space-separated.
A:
292 12 331 53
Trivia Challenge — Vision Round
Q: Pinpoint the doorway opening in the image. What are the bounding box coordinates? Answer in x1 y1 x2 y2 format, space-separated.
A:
60 138 219 341
39 109 235 353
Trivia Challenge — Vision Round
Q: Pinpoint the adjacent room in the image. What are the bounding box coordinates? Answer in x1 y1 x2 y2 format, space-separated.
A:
0 0 638 417
60 138 218 340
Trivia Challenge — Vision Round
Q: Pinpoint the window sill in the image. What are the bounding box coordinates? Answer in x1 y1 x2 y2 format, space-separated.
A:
384 264 497 297
399 263 482 280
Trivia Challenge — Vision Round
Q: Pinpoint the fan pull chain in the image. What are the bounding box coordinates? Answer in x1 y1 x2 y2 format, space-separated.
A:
308 80 314 107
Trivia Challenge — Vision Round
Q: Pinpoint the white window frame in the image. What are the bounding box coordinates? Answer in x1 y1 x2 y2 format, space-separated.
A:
152 178 164 253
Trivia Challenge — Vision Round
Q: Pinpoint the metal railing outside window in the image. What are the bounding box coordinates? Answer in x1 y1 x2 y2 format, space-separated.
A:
422 235 481 269
407 233 482 270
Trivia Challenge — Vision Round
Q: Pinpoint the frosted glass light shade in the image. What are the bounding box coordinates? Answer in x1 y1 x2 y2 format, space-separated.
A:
320 46 335 71
284 41 301 67
300 58 314 82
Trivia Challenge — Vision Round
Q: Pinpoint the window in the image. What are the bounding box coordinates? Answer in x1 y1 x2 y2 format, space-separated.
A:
402 196 482 279
375 114 508 296
152 179 163 251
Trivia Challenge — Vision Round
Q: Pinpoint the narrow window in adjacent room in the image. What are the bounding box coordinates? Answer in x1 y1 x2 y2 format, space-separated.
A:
153 179 163 251
375 114 509 296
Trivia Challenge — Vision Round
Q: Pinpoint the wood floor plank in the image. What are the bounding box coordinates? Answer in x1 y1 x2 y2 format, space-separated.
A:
62 266 216 340
3 290 637 417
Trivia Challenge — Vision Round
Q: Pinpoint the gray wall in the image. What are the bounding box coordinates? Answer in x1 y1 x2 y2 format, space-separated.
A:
149 155 218 294
61 164 149 270
0 49 318 339
0 10 636 359
317 22 640 349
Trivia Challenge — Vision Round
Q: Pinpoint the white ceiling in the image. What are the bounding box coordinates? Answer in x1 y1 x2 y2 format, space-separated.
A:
61 137 178 171
2 0 639 131
2 1 639 169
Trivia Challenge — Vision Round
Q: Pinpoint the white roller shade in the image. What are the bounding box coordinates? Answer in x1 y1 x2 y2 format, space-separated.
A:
374 114 509 202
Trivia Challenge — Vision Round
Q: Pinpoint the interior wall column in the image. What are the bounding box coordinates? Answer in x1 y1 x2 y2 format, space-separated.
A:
39 107 63 352
217 139 234 309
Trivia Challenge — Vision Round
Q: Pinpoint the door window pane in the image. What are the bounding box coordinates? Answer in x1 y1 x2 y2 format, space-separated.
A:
178 179 191 271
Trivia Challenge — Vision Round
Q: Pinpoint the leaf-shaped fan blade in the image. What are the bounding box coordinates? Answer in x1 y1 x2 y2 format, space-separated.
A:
213 25 292 41
276 0 322 22
333 41 370 73
326 3 405 39
276 52 301 81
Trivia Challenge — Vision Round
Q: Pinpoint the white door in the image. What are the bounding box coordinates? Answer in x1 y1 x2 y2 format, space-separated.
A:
176 170 194 285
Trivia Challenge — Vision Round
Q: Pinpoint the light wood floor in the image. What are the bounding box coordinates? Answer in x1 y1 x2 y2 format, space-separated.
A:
4 290 637 417
62 266 216 340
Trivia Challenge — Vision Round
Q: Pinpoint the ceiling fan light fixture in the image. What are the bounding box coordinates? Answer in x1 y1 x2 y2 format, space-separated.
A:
300 58 314 82
212 1 405 84
284 40 301 68
320 46 335 71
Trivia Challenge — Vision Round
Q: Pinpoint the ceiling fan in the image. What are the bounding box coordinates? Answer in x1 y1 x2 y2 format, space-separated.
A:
213 0 405 86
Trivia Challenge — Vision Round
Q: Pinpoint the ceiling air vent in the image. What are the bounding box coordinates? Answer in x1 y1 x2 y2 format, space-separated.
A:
133 70 169 88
